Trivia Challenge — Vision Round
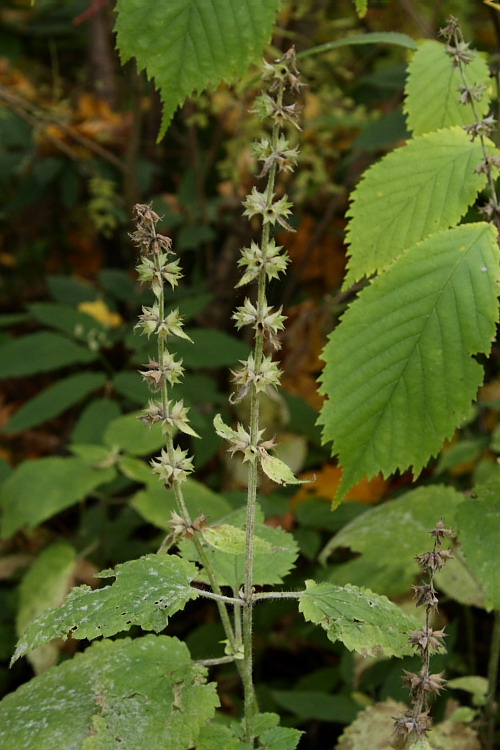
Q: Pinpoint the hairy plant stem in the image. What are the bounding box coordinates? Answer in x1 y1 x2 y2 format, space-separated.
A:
151 235 239 658
242 92 282 745
485 609 500 750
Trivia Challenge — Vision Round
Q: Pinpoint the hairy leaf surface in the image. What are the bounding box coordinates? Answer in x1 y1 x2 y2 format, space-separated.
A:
1 636 218 750
344 127 491 286
319 223 500 500
320 486 462 596
115 0 281 138
404 40 491 136
299 580 418 657
13 554 199 662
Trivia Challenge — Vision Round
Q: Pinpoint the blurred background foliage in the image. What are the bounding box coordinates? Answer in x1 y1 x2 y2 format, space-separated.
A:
1 1 500 747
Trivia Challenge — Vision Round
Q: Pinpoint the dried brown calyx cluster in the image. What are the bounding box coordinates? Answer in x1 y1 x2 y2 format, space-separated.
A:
392 520 453 749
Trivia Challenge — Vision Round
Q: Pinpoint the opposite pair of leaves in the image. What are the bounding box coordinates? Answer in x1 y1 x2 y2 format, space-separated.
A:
319 222 500 501
1 636 219 750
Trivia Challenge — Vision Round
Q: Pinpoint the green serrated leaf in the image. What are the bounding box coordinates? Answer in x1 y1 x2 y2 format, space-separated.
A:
131 477 232 528
17 542 77 674
12 554 199 662
5 372 107 432
1 636 218 750
0 457 116 538
343 127 492 286
319 223 500 501
260 453 307 486
299 580 419 658
0 331 96 378
404 40 491 136
322 486 463 596
115 0 281 138
197 722 247 750
104 411 164 455
179 506 299 589
456 482 500 609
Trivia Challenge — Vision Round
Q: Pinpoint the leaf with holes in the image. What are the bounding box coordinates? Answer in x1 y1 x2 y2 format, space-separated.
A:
299 580 418 658
319 223 500 501
115 0 281 138
0 636 218 750
343 127 493 286
404 40 491 136
12 554 199 663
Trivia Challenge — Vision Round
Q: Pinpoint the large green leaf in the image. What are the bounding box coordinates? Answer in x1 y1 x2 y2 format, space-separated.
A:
319 223 500 500
5 372 107 432
343 127 491 286
115 0 281 138
1 636 218 750
0 331 96 378
404 40 491 136
321 486 462 596
13 554 199 662
272 690 359 723
455 482 500 610
0 457 116 538
27 302 108 338
16 542 77 674
299 580 418 658
179 505 298 589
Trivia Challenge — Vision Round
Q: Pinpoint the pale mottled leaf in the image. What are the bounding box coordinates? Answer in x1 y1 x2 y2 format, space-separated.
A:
13 554 199 662
0 636 218 750
299 580 419 658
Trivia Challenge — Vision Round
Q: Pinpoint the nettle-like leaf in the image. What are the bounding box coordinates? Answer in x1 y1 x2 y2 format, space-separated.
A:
455 481 500 610
343 127 492 287
16 542 77 674
404 40 491 136
321 486 462 596
319 223 500 501
299 580 419 658
13 554 199 663
0 457 116 538
179 505 298 590
201 524 272 554
0 636 219 750
115 0 281 139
